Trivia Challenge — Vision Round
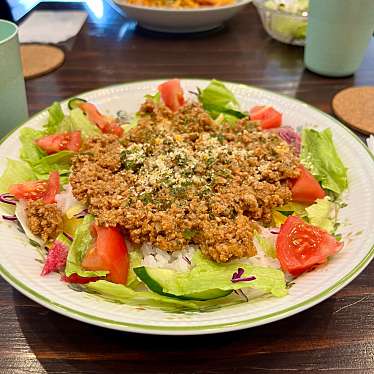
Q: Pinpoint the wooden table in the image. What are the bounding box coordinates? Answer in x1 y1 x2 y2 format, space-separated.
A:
2 2 374 373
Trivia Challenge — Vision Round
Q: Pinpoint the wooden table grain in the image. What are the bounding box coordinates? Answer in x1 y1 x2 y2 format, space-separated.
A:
2 2 374 373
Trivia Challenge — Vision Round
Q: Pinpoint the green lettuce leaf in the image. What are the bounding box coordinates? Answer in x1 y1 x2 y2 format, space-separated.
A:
19 128 46 166
32 150 74 177
270 14 307 40
55 116 75 133
275 202 307 217
198 80 246 120
305 197 336 233
86 280 199 310
254 233 276 258
55 232 72 247
122 114 139 133
126 251 142 288
301 128 348 195
65 214 108 278
43 102 65 134
136 252 287 298
19 128 73 182
69 108 101 139
144 92 161 103
215 112 244 126
271 210 287 227
0 159 36 193
42 102 100 139
59 175 70 186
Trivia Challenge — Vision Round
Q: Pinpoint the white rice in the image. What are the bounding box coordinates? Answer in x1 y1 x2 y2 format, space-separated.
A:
55 184 79 214
141 242 197 272
249 228 281 269
139 227 281 272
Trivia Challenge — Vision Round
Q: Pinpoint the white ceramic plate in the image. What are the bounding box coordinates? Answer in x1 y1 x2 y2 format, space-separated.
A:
1 79 374 335
114 0 252 33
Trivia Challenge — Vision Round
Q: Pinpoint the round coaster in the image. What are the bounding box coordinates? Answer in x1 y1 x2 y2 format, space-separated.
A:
20 44 65 80
332 86 374 135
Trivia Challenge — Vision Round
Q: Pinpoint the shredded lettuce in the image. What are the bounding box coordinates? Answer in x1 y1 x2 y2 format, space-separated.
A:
19 128 46 166
32 150 74 178
272 210 288 227
55 116 75 133
42 103 100 139
135 252 287 298
0 159 36 193
198 80 246 121
43 102 65 134
55 232 71 247
144 92 161 103
126 251 142 288
14 102 100 185
86 280 199 310
68 108 101 139
275 202 307 217
301 129 348 195
62 215 83 238
122 113 139 133
65 202 87 219
254 233 276 258
65 214 108 278
18 128 73 182
305 197 336 233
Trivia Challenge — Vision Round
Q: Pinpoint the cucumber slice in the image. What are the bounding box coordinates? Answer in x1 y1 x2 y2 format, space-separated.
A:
134 266 232 301
68 97 87 110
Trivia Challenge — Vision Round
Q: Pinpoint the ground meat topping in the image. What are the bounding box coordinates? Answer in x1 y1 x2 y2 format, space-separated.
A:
70 101 300 262
26 200 63 242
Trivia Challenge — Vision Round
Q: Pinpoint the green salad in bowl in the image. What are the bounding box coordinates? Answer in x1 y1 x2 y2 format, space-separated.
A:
254 0 308 46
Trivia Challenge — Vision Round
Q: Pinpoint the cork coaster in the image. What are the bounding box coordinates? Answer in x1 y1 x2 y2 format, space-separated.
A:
20 44 65 80
332 86 374 135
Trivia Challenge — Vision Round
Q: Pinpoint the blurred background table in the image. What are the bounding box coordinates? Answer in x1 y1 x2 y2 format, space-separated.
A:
1 1 374 373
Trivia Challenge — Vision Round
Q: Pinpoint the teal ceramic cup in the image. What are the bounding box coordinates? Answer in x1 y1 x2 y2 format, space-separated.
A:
0 20 28 137
304 0 374 77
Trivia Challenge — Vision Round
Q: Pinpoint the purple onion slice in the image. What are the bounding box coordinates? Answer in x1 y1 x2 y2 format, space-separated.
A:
272 127 301 155
74 209 88 218
0 193 17 206
63 232 74 242
231 267 256 283
2 214 17 221
270 228 280 234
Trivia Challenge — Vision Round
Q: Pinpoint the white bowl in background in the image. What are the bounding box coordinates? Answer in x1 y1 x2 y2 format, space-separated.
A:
114 0 253 33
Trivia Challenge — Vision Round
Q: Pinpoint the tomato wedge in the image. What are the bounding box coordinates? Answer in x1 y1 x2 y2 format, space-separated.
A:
66 131 82 152
291 165 326 204
43 171 60 204
36 131 82 154
9 180 48 201
81 225 129 284
158 79 185 112
9 171 60 203
250 105 282 129
79 102 123 137
276 216 343 276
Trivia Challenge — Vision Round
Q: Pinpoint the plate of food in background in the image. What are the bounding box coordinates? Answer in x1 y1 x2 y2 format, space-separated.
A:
0 79 374 335
114 0 252 33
